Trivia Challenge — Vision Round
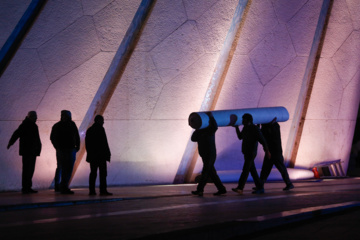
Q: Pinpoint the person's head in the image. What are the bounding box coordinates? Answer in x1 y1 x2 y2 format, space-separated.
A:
94 115 104 126
27 111 37 123
242 113 253 126
60 110 71 122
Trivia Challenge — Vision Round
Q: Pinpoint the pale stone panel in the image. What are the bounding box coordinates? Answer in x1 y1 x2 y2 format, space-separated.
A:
93 0 140 51
37 16 101 83
72 120 190 186
295 119 350 169
271 0 307 23
151 53 218 120
216 54 263 110
321 0 353 58
340 121 357 173
82 0 114 16
259 57 308 119
150 21 205 82
183 0 218 20
306 58 343 120
31 120 59 189
249 23 296 85
346 0 360 30
21 0 83 49
0 121 23 191
235 0 278 54
287 0 322 56
0 0 30 48
196 0 238 53
135 0 187 52
333 31 360 86
0 49 48 120
338 70 360 120
105 52 163 120
37 52 114 121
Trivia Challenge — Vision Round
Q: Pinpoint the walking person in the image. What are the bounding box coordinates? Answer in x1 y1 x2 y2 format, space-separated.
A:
259 118 294 191
50 110 80 194
191 112 227 196
85 115 112 196
7 111 41 194
231 113 271 195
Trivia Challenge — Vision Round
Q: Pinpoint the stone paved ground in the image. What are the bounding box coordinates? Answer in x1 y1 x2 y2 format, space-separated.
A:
0 178 359 240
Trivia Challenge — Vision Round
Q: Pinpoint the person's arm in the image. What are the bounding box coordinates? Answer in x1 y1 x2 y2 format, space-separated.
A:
257 127 271 159
7 127 21 149
73 122 80 151
235 126 243 140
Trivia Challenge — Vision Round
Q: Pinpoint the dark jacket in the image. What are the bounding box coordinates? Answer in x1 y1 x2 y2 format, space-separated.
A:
8 118 42 156
236 123 268 156
50 120 80 150
191 116 218 158
85 123 111 163
261 122 283 157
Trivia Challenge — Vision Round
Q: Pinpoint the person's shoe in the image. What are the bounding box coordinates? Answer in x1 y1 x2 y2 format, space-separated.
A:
100 191 113 196
61 189 74 194
28 188 38 193
54 185 60 192
252 188 265 194
191 190 203 196
213 189 227 196
89 192 96 196
252 187 258 191
283 184 294 191
231 188 243 195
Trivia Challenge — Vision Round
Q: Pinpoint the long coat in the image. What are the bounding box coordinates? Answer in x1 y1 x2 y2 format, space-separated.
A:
85 123 111 163
8 118 42 156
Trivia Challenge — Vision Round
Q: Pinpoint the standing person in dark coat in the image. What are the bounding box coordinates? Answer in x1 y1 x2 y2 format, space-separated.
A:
85 115 112 196
231 113 271 195
50 110 80 194
191 112 227 196
7 111 41 194
259 118 294 191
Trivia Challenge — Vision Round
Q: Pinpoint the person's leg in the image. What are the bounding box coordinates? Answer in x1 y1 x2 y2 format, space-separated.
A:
208 157 226 194
196 156 211 192
236 154 254 190
60 149 74 193
22 155 36 192
89 162 98 195
99 161 110 194
54 151 62 191
273 155 294 190
259 156 273 184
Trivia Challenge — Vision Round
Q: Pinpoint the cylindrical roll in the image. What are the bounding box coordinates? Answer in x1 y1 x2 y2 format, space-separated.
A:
188 107 289 129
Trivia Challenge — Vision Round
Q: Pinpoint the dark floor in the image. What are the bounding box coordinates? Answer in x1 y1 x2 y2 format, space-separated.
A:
1 178 360 240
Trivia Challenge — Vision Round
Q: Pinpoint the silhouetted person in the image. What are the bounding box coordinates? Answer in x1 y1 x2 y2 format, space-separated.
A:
191 112 226 196
50 110 80 194
259 118 294 191
85 115 112 196
7 111 41 194
231 113 271 195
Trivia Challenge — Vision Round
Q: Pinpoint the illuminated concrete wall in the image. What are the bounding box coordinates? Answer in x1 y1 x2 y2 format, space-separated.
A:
0 0 359 191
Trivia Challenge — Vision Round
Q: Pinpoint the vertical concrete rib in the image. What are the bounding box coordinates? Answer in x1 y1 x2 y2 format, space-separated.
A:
0 0 46 77
284 0 333 167
173 0 251 183
68 0 155 184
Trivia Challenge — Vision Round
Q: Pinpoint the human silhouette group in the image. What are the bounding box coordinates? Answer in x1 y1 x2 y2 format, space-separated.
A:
8 110 294 197
8 110 112 195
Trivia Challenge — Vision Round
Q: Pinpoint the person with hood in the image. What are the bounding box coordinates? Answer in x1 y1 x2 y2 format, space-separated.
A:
7 111 41 194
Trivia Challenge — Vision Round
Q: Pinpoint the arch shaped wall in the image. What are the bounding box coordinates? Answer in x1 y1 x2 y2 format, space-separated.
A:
0 0 359 191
